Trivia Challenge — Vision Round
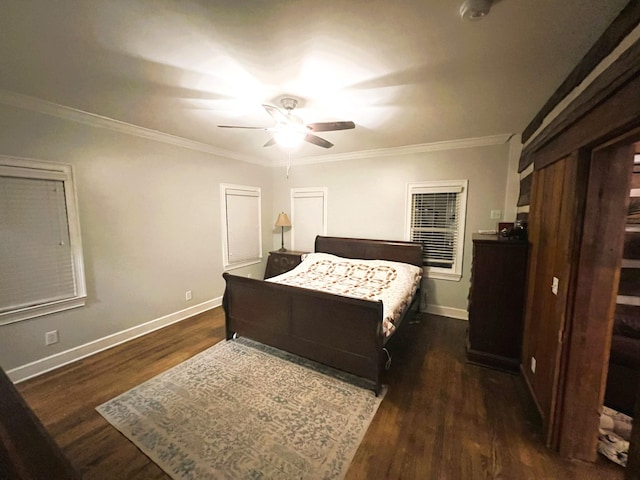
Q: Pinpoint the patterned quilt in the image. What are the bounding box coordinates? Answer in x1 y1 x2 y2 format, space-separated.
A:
267 252 422 338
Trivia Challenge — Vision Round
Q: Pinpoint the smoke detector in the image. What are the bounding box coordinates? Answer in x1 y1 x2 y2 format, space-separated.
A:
460 0 492 21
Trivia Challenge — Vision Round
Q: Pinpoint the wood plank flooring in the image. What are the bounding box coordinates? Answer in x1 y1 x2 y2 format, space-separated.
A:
16 308 624 479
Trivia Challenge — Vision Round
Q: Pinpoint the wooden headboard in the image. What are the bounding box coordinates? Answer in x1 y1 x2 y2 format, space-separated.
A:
314 236 423 267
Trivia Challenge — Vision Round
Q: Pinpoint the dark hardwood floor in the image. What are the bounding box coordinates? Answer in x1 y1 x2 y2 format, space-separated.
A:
16 308 623 479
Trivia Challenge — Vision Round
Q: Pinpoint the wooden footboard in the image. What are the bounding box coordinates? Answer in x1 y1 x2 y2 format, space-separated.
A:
222 273 386 393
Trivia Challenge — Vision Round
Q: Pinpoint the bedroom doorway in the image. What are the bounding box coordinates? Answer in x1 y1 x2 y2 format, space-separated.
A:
552 132 640 464
517 24 640 468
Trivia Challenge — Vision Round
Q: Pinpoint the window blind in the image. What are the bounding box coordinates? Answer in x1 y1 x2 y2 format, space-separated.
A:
224 187 261 266
410 191 461 268
291 188 327 252
0 176 76 313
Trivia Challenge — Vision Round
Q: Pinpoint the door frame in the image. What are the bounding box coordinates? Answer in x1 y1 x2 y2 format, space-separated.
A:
554 134 637 460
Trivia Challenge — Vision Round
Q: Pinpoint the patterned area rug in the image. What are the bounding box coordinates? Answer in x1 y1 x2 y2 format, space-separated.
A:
96 338 385 479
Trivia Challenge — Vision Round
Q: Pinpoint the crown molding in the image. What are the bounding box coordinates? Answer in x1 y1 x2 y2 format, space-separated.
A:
0 89 266 165
283 133 514 166
0 89 513 168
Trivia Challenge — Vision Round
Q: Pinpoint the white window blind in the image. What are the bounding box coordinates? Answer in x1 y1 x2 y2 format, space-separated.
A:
221 184 262 269
0 158 86 324
291 187 327 252
407 180 468 281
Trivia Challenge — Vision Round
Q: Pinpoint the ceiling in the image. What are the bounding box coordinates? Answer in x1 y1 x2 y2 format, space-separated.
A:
0 0 630 164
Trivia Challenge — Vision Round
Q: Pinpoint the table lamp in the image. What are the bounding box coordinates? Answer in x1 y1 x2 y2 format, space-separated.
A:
275 212 291 252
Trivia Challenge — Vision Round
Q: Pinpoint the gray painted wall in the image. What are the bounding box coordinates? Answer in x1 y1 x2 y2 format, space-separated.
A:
0 104 270 372
269 143 511 314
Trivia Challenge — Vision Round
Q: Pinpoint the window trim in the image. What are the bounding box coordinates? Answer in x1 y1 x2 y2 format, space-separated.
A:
405 179 468 282
220 183 262 270
0 155 86 325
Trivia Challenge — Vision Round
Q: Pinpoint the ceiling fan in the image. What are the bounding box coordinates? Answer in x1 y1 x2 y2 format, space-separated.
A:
217 98 355 149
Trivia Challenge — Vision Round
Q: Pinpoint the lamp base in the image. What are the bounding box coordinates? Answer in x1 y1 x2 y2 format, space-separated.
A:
279 226 287 252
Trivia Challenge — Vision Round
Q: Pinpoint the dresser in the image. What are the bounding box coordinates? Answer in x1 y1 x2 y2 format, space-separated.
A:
264 250 307 279
467 234 528 372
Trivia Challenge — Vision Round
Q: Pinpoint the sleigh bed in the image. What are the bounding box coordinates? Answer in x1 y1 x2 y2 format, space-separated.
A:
222 236 423 394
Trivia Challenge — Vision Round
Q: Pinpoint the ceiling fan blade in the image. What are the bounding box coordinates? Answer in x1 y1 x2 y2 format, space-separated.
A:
217 125 269 129
307 121 355 132
263 137 277 147
304 134 334 148
262 104 289 124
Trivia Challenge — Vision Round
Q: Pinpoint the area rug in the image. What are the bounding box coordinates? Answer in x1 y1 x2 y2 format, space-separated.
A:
96 338 385 480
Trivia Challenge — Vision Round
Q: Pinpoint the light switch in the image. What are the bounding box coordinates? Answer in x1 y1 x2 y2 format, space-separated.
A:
531 356 536 373
551 277 559 295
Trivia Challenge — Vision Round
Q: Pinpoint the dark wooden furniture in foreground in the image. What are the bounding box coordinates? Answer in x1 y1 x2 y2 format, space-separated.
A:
223 236 423 394
467 235 529 372
263 250 307 279
16 308 623 479
0 367 81 480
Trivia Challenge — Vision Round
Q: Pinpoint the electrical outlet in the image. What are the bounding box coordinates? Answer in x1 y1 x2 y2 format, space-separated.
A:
45 330 59 346
551 277 559 295
490 209 502 219
530 356 536 374
185 290 192 301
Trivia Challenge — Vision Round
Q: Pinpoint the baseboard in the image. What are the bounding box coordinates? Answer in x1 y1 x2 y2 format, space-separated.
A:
8 297 222 383
466 349 520 372
520 363 544 424
424 304 469 320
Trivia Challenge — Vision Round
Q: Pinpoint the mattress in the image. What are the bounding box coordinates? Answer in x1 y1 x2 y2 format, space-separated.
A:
267 252 422 337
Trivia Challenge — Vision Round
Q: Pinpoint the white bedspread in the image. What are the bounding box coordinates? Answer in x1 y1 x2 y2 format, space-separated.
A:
267 252 422 337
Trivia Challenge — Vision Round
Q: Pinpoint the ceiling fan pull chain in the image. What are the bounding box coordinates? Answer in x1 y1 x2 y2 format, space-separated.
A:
286 150 292 178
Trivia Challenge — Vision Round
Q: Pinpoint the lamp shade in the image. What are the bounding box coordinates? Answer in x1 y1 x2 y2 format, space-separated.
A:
275 212 291 227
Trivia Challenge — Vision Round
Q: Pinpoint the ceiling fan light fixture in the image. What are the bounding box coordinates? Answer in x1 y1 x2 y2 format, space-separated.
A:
218 97 353 151
460 0 491 21
274 126 305 148
280 97 298 112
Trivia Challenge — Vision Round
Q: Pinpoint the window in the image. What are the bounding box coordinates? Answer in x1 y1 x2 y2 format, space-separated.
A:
0 156 86 325
220 184 262 269
406 180 468 281
290 187 327 252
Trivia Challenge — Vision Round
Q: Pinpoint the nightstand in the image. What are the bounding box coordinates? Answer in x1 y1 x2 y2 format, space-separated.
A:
264 250 307 279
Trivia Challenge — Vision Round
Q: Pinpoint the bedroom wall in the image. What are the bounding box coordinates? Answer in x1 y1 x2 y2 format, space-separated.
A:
0 103 271 378
269 141 511 317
